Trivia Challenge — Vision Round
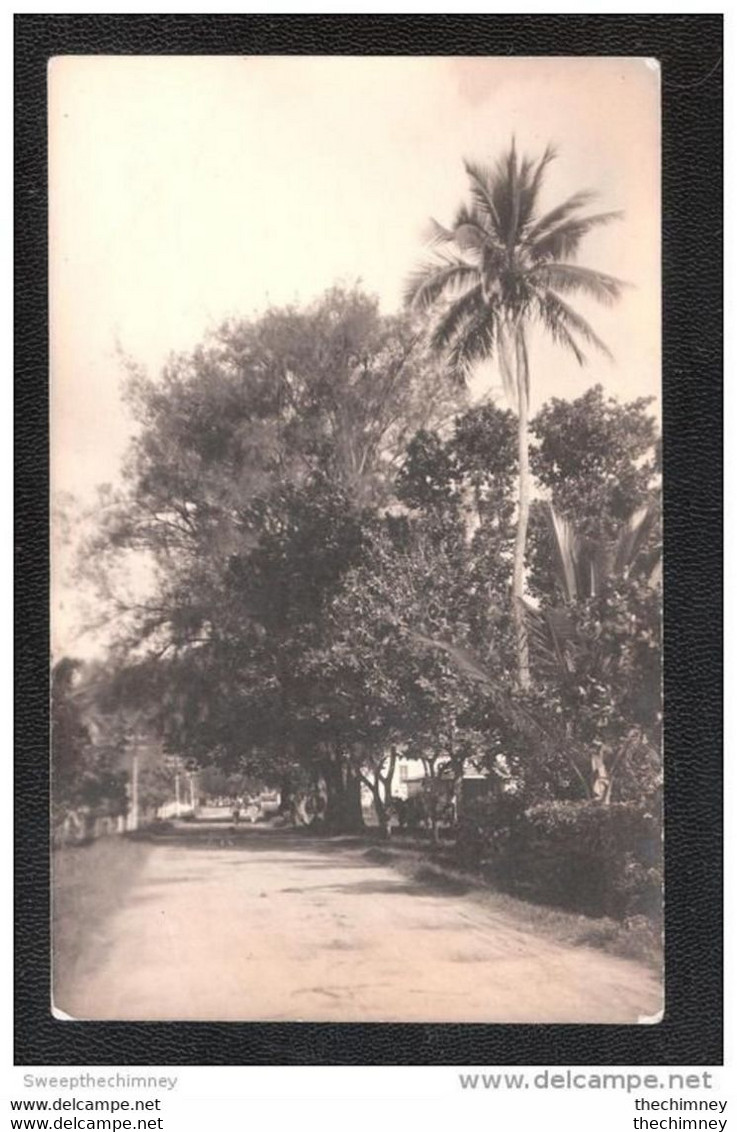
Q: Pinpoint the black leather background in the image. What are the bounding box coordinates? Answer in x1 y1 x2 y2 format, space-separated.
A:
14 14 723 1066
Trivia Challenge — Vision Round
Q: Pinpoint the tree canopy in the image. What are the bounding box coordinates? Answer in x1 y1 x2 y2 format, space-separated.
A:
72 278 660 833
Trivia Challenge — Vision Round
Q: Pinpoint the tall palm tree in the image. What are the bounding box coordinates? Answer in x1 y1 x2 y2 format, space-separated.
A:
406 142 624 689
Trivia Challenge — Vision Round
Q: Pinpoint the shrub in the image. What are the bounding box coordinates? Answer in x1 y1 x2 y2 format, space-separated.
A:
455 795 662 921
455 790 526 871
521 800 662 919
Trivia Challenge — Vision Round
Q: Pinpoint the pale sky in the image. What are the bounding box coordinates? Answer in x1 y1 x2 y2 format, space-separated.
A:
49 55 660 653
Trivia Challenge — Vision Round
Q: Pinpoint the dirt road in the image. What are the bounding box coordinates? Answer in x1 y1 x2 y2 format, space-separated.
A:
55 821 662 1023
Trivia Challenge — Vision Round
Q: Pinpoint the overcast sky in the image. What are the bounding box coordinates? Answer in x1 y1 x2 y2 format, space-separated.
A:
49 55 660 653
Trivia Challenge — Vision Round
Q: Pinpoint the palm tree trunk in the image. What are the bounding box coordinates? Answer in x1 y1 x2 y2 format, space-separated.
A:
512 326 531 690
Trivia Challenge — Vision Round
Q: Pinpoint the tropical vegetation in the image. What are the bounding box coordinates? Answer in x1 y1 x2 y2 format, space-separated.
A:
54 147 661 931
406 143 625 687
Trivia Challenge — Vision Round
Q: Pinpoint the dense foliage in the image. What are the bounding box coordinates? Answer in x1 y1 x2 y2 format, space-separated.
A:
457 795 662 922
51 658 129 835
68 279 661 924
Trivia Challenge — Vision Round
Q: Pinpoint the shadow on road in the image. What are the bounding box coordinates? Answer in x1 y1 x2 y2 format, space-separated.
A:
135 823 374 855
282 878 467 897
131 823 471 898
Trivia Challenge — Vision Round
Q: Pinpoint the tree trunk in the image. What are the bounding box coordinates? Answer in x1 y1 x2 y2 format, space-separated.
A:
361 748 397 840
370 784 391 840
345 766 365 832
422 758 441 844
511 325 531 690
292 794 312 826
323 757 365 834
321 759 342 829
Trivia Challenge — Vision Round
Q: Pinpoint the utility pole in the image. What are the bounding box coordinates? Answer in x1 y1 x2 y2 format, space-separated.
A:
128 730 140 833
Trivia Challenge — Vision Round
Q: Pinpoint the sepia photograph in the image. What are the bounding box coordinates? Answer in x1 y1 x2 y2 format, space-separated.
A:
49 54 663 1025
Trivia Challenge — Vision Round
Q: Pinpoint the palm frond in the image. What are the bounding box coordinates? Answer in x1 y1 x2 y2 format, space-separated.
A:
487 144 524 249
412 633 490 685
523 600 573 675
514 148 550 235
530 262 626 305
544 606 579 665
525 190 599 243
546 505 582 602
548 506 605 599
428 283 485 353
453 223 489 255
404 257 479 313
425 207 500 263
445 307 496 381
479 243 508 287
545 501 660 606
408 144 623 402
452 203 499 248
411 629 589 791
533 289 612 362
424 217 457 247
463 159 503 237
507 139 521 250
611 501 660 578
542 316 586 366
527 210 623 263
525 144 558 219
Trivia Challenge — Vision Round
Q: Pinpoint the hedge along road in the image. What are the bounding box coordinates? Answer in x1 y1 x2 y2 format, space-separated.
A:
53 818 662 1023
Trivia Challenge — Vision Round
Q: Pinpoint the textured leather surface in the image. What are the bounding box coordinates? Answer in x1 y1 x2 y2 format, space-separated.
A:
15 14 723 1066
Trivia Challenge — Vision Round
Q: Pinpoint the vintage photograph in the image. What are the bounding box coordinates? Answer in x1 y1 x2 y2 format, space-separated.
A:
50 55 663 1024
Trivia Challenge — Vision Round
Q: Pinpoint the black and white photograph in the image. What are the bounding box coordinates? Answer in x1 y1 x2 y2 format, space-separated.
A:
49 54 664 1025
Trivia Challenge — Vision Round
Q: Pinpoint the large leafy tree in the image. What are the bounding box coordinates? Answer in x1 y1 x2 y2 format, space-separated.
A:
396 402 518 616
527 384 659 600
530 384 658 540
399 389 660 806
315 515 497 837
82 286 459 657
406 143 624 688
80 288 461 832
102 473 375 832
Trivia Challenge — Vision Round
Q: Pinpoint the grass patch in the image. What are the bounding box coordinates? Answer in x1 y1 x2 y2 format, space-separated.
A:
471 887 663 969
372 844 662 970
52 836 152 1006
362 847 394 865
413 864 470 895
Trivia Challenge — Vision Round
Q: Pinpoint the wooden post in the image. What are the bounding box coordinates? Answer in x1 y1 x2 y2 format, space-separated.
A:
129 738 139 832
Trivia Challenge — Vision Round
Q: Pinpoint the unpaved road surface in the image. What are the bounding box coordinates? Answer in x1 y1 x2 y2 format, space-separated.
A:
56 821 662 1023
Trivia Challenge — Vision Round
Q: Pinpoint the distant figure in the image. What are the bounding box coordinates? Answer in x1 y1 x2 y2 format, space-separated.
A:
232 804 241 825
